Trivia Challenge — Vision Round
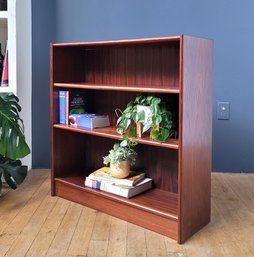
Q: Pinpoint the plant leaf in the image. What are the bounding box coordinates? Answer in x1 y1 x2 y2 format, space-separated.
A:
157 128 170 142
150 129 159 140
120 140 128 147
0 93 31 159
129 127 136 137
116 127 124 135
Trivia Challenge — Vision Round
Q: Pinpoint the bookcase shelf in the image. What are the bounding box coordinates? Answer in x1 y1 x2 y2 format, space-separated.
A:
53 124 179 149
54 82 180 94
50 35 213 243
55 176 178 220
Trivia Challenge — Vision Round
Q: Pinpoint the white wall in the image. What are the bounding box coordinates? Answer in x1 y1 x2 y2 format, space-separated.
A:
16 0 32 169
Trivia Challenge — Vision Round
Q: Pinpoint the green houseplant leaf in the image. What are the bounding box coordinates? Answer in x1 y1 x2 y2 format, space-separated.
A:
0 93 30 194
115 94 177 143
0 93 30 159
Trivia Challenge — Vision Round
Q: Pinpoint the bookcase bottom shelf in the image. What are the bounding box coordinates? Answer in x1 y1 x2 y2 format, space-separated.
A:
54 176 179 240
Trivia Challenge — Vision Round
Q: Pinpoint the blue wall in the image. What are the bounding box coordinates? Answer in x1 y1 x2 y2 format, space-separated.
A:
32 0 254 172
32 0 55 168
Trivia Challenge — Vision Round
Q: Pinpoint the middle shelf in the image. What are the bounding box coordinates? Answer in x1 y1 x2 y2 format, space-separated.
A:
53 124 179 149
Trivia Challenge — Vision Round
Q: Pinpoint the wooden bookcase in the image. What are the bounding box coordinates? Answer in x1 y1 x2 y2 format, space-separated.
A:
50 35 213 243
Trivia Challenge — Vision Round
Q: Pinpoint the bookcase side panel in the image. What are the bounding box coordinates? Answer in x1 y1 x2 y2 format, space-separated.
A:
179 36 213 243
50 44 56 195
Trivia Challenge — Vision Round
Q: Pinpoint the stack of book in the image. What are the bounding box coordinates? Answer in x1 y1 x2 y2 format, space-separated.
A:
85 167 152 198
59 89 110 129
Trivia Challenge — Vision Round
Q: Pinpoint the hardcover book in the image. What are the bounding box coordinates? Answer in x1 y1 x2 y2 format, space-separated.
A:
85 177 153 198
69 113 110 129
87 167 145 186
68 90 86 115
59 90 67 124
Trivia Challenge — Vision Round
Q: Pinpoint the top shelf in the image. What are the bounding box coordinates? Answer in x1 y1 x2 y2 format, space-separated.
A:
52 36 181 47
54 83 180 94
51 39 180 90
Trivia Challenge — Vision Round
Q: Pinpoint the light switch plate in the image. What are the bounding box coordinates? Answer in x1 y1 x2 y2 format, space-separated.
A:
217 102 230 120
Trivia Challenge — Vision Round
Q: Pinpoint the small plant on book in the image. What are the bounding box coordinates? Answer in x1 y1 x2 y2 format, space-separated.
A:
103 137 137 179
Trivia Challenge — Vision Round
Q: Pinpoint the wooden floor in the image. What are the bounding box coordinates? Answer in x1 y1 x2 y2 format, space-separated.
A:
0 170 254 257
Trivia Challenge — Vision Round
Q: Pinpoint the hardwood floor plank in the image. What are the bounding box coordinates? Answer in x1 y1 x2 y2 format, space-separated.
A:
0 174 51 257
106 217 127 257
164 237 187 256
126 223 146 257
4 189 57 257
45 202 83 257
25 198 71 257
211 173 254 256
145 230 167 257
0 170 50 231
218 174 254 247
66 207 97 257
86 212 112 257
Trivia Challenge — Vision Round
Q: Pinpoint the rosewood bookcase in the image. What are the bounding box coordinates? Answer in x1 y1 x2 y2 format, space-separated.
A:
50 35 213 243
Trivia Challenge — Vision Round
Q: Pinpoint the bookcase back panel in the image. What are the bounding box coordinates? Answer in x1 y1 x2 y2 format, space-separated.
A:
53 128 87 177
134 144 178 193
53 47 86 83
84 43 179 88
82 90 178 130
53 129 178 193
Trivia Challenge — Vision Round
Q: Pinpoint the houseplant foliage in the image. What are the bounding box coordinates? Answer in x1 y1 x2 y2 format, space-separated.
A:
116 94 177 142
103 136 137 178
0 92 30 194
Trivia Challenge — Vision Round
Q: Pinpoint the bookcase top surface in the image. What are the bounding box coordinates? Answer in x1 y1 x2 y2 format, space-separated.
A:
51 35 182 47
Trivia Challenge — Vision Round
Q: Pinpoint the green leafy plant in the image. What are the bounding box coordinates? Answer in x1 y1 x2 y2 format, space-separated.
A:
0 92 30 194
103 137 137 167
116 94 177 142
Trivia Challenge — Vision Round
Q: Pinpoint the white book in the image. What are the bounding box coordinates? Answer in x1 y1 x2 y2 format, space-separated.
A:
85 177 152 198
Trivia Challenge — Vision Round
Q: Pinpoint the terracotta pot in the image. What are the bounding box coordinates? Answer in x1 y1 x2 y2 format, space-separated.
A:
110 160 130 178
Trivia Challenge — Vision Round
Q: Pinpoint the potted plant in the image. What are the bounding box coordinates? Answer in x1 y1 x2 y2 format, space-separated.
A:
0 93 30 195
103 136 137 178
116 94 177 142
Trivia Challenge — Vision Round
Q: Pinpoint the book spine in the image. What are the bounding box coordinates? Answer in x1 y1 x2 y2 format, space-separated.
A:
59 91 67 124
66 90 69 125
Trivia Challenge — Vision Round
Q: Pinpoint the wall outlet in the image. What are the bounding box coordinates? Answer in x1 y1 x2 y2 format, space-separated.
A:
217 102 230 120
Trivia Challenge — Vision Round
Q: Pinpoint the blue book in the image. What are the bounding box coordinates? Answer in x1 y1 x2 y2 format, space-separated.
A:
69 113 110 129
59 91 67 124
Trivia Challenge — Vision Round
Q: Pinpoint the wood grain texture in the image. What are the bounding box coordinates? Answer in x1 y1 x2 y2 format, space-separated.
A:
51 41 180 89
55 176 178 219
52 36 181 47
179 35 213 243
55 178 178 240
50 36 212 243
52 128 179 192
53 124 179 149
54 82 180 93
